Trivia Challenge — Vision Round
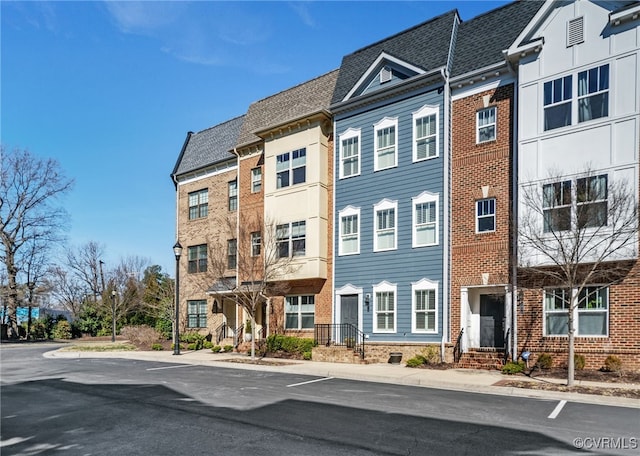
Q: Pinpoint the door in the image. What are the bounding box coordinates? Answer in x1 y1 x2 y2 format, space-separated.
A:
480 295 505 348
340 295 358 327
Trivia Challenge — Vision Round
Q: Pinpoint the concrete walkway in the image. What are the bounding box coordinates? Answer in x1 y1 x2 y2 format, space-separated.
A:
44 346 640 408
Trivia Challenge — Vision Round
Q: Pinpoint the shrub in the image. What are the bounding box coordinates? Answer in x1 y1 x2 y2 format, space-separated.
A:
602 355 622 373
30 321 47 340
155 319 172 340
535 353 553 369
212 345 222 353
151 343 163 351
420 345 440 364
187 343 197 350
203 341 213 349
502 361 525 375
52 320 72 340
265 334 316 355
121 325 162 347
574 354 586 370
181 332 206 350
303 351 312 360
223 345 234 352
405 356 426 368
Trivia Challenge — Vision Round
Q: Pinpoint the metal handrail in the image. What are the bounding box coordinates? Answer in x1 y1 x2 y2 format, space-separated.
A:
314 323 365 360
503 328 511 365
454 328 464 363
215 322 227 345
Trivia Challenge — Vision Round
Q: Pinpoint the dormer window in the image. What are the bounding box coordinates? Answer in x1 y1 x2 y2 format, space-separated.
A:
380 66 392 84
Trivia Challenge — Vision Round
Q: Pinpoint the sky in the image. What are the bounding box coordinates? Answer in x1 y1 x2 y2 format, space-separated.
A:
1 0 510 276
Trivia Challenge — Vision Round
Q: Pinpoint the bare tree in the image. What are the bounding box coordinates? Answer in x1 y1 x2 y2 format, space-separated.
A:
0 146 73 338
21 236 52 338
66 241 106 304
46 265 87 318
518 169 638 386
207 213 300 359
105 255 151 337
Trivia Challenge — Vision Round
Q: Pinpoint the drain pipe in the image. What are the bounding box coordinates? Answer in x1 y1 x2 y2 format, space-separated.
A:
441 66 451 363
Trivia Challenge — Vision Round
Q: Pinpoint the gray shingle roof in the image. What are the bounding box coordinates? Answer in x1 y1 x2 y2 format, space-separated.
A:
236 70 339 148
451 0 545 77
331 10 459 104
172 115 244 177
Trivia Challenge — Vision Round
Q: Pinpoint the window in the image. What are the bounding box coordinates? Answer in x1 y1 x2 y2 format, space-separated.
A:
543 180 572 232
476 198 496 233
187 300 207 328
544 287 609 336
188 189 208 220
285 295 315 329
227 239 237 269
578 64 609 123
544 75 572 131
251 167 262 193
577 174 608 228
374 200 397 251
412 279 437 333
187 245 207 273
276 148 306 189
251 231 261 257
373 282 396 333
413 106 438 161
276 221 306 258
339 206 360 255
374 117 397 170
339 129 360 178
413 192 437 247
477 107 496 143
228 179 237 211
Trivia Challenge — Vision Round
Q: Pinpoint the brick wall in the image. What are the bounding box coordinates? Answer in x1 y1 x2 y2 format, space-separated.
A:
450 83 515 336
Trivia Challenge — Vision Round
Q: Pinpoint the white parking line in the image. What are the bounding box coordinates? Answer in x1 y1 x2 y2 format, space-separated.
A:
548 400 567 419
147 364 195 371
286 377 334 388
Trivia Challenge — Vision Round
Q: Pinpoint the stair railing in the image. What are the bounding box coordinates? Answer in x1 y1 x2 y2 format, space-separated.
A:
503 328 511 365
215 322 227 345
314 323 365 360
454 328 464 363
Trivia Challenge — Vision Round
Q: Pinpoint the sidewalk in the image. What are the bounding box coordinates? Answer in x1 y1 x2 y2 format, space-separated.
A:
45 347 640 408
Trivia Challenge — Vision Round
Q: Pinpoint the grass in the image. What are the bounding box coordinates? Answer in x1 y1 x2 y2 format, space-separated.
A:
61 343 137 352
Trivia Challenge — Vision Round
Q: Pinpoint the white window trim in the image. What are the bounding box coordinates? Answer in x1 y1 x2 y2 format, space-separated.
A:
373 117 398 171
251 167 262 193
339 128 361 179
412 278 438 333
412 105 439 162
338 205 360 256
476 107 497 144
412 192 439 248
542 287 609 338
476 197 496 233
373 199 397 252
284 295 315 330
373 281 397 334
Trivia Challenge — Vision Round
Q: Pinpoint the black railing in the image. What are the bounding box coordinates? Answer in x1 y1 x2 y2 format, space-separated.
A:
215 322 228 345
503 328 511 365
315 323 365 360
234 324 244 347
454 328 464 363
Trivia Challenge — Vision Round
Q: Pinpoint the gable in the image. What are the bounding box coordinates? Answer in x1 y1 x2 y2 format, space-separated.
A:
347 53 424 99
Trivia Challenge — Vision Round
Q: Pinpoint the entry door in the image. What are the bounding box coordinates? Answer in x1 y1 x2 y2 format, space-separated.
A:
340 295 358 328
480 295 505 348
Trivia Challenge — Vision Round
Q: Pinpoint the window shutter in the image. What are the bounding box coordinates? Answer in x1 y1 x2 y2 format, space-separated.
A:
567 17 584 47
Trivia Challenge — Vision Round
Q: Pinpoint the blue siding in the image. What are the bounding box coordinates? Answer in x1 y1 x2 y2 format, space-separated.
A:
335 84 446 343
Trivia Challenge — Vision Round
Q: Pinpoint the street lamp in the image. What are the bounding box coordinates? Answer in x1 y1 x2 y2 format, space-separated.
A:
173 241 183 355
110 290 116 343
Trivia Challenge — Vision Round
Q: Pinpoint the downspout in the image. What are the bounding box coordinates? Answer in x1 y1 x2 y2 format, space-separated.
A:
511 76 519 363
331 118 337 330
441 66 450 362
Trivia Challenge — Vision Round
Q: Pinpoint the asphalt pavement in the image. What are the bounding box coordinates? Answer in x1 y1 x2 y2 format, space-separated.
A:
43 345 640 409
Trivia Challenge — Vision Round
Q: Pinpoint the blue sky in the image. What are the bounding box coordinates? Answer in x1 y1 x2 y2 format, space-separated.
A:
2 0 509 276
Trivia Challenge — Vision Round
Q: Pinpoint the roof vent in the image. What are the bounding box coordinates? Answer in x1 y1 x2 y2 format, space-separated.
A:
380 66 392 84
567 17 584 47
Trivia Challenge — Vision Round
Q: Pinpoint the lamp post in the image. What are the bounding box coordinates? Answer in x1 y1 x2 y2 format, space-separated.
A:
173 241 183 355
110 290 116 343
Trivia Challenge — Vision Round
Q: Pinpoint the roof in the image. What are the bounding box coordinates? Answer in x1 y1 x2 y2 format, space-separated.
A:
331 10 459 104
172 115 244 177
236 69 339 148
451 0 546 78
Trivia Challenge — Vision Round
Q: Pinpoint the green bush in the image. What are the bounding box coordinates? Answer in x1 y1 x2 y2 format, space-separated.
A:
265 334 316 355
155 319 172 339
602 355 622 373
187 343 197 350
181 332 206 350
151 343 163 351
420 345 440 364
574 354 586 370
203 341 213 349
502 361 525 374
212 345 222 353
30 321 47 340
223 345 234 352
405 356 426 368
535 353 553 369
52 320 72 340
303 351 312 360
